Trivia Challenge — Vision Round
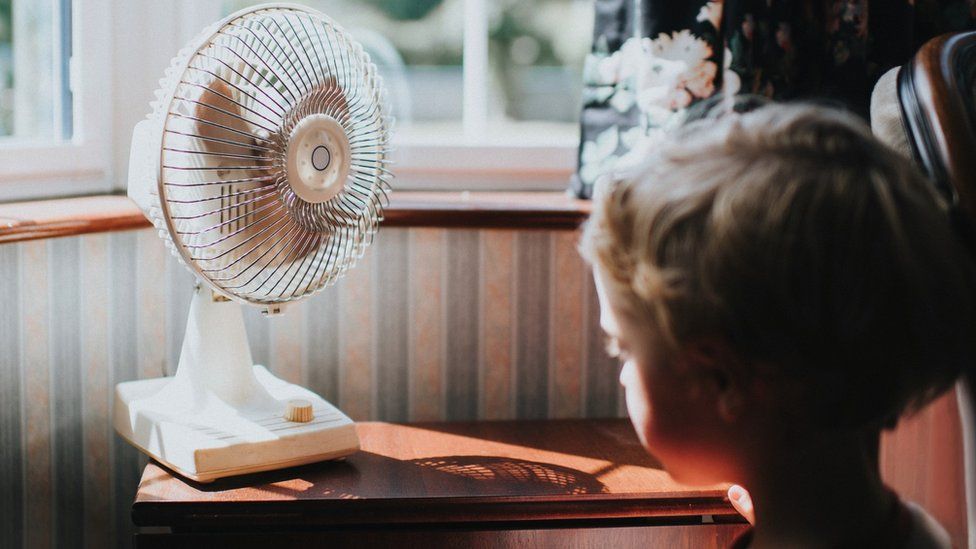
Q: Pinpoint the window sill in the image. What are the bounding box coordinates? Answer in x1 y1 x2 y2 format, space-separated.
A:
0 191 591 245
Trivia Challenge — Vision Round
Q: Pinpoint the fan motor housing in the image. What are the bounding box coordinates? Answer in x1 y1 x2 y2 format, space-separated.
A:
286 114 351 204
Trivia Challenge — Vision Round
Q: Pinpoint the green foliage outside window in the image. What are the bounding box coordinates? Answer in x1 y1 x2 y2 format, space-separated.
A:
363 0 443 21
0 0 13 136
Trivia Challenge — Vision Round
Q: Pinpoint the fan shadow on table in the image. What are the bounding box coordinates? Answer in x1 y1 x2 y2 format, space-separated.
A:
140 452 609 499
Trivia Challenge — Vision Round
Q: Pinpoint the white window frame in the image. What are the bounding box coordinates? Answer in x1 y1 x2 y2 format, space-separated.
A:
0 0 581 201
210 0 581 192
157 0 580 193
0 0 113 202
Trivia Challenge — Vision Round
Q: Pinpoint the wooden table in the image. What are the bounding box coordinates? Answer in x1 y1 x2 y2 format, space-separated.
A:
132 419 747 548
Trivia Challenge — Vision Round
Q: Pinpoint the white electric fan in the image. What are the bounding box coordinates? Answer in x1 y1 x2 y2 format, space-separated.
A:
115 3 391 482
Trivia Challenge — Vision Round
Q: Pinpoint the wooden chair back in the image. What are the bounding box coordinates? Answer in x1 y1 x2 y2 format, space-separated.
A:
898 31 976 548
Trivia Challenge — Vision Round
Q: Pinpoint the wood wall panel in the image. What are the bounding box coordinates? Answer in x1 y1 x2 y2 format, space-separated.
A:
108 231 143 549
135 230 167 381
164 255 195 376
338 248 375 421
515 232 552 419
407 228 445 421
374 229 411 422
0 226 967 548
268 302 304 385
549 230 585 418
21 240 52 549
80 234 112 549
241 306 271 369
445 230 481 421
479 230 515 420
304 272 341 404
881 388 968 547
583 271 620 417
0 244 23 549
49 237 83 548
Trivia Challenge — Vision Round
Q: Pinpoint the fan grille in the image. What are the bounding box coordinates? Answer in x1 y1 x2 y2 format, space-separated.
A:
158 6 391 305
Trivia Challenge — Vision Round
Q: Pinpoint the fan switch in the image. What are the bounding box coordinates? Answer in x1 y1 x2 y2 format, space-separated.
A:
285 399 314 423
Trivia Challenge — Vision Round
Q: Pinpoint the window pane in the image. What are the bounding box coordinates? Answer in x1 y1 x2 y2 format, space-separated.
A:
487 0 592 137
0 0 70 141
0 0 10 135
221 0 464 135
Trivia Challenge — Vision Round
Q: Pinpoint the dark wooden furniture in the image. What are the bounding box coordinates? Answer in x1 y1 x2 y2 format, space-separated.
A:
898 31 976 549
132 419 746 548
899 32 976 207
0 191 590 244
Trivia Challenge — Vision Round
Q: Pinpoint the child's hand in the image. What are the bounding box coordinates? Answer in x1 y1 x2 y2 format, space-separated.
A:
728 484 755 525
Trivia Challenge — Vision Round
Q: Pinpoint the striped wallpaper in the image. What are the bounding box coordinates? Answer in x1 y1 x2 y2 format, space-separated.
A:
0 226 624 549
0 226 968 548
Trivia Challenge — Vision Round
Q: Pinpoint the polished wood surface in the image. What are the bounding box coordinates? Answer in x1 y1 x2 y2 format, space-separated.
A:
384 191 591 229
0 195 148 244
133 419 741 530
0 191 590 244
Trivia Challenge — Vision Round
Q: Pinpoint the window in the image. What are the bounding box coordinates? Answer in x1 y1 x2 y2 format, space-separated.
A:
486 1 592 135
0 0 111 202
220 0 592 190
0 1 590 202
0 0 70 141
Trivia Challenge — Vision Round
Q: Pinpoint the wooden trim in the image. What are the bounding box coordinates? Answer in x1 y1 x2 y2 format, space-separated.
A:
0 192 591 244
0 196 149 245
385 192 591 230
133 524 750 549
133 496 739 529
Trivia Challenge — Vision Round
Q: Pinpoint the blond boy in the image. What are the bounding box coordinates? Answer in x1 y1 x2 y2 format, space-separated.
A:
581 104 975 548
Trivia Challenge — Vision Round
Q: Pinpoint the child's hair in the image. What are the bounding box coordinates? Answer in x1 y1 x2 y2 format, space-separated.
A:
580 103 976 430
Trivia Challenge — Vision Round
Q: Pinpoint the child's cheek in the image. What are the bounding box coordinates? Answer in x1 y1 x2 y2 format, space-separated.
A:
620 359 654 449
621 358 690 479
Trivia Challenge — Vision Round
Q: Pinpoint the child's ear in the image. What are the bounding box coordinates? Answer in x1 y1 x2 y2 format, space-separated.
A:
683 338 747 423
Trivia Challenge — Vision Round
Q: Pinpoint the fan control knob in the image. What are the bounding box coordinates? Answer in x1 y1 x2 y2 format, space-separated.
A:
284 399 314 423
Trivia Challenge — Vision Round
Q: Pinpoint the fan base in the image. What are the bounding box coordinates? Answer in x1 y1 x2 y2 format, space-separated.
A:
113 365 359 483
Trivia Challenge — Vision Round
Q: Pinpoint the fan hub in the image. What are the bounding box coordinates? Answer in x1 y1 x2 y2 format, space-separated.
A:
286 114 350 204
311 146 331 171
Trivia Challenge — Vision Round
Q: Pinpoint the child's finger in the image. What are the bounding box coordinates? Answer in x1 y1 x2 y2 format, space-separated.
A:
728 484 755 525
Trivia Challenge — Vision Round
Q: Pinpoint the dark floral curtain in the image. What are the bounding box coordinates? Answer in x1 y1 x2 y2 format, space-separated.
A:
572 0 976 198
